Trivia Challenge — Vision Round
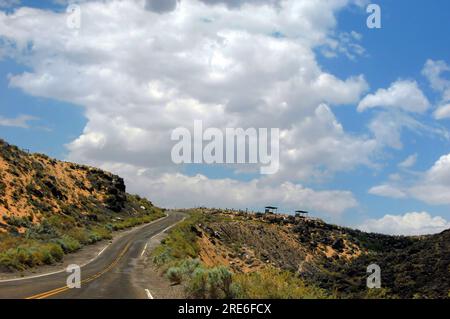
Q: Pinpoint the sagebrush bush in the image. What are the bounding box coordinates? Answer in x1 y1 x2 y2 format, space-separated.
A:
232 267 329 299
167 267 183 284
165 258 235 299
184 265 235 299
166 259 199 283
53 235 81 253
0 242 64 271
0 181 6 197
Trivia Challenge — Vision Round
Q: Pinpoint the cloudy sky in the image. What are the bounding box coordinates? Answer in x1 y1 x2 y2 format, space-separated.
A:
1 0 450 235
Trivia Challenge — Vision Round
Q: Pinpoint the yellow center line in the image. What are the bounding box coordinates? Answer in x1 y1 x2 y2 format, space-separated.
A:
25 241 132 299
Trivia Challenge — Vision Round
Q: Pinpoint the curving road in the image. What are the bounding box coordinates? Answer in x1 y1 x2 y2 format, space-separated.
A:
0 211 185 299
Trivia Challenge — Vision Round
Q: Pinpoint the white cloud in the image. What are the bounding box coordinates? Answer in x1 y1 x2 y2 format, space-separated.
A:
104 164 358 216
367 111 447 150
369 152 450 206
321 30 366 60
423 59 450 121
409 153 450 205
0 0 374 214
368 184 407 199
273 103 377 182
433 103 450 120
358 212 450 236
422 59 450 101
398 153 417 169
358 80 430 113
0 114 37 128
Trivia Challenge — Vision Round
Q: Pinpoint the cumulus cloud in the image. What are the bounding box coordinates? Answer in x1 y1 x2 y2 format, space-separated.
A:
358 80 430 113
103 164 358 215
0 0 374 215
0 114 37 128
398 153 417 169
422 59 450 120
433 103 450 120
369 152 450 205
409 153 450 205
422 59 450 99
276 103 377 182
368 184 407 199
358 212 450 236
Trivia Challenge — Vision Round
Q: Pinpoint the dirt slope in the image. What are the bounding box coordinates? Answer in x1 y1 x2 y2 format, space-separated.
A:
189 209 450 298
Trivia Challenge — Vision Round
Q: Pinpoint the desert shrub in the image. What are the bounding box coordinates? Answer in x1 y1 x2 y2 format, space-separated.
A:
167 259 235 299
166 258 201 283
186 267 209 298
232 267 329 299
67 228 90 245
46 215 77 231
30 219 59 238
364 288 396 299
167 267 184 284
53 235 81 253
86 226 112 244
185 266 235 299
0 242 64 271
0 181 6 197
39 243 64 264
89 226 112 241
4 216 32 228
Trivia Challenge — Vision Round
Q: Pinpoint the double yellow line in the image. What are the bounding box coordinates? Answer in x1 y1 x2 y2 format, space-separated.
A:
25 241 132 299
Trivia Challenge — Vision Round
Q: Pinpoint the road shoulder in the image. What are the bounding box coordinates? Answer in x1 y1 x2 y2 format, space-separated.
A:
0 216 168 282
133 223 185 299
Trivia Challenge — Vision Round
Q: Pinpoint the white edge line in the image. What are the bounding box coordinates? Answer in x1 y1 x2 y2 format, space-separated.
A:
0 213 170 283
145 288 154 299
140 216 185 257
142 217 186 300
97 246 108 257
140 243 148 257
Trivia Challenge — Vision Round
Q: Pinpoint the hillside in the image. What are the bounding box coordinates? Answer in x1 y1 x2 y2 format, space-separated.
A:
0 139 164 271
152 209 450 299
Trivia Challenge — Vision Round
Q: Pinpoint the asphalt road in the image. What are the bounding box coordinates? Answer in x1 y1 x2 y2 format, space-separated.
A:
0 211 185 299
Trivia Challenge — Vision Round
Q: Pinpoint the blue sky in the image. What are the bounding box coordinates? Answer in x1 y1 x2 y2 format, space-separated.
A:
322 1 450 224
1 0 450 235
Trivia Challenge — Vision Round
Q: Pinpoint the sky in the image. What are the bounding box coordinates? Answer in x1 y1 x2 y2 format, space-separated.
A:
1 0 450 235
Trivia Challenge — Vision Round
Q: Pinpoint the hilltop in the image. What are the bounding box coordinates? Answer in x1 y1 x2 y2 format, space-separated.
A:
152 209 450 299
0 139 164 271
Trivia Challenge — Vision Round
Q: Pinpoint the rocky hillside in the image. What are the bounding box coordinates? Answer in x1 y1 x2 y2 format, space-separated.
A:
153 209 450 299
0 139 164 271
